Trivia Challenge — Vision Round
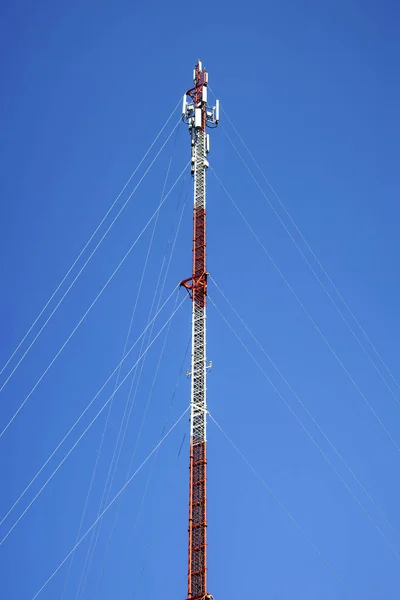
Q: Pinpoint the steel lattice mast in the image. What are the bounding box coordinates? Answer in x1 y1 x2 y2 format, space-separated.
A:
181 60 219 600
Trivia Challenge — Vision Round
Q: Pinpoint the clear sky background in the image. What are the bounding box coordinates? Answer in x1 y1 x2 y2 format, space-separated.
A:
1 1 400 598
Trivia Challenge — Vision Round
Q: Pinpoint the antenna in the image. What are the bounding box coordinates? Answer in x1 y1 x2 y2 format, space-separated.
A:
182 94 188 119
180 60 219 600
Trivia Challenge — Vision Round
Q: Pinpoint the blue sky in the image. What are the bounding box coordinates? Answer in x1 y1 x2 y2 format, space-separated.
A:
1 1 400 598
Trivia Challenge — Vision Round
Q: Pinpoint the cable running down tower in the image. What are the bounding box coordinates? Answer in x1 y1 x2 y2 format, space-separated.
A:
181 60 219 600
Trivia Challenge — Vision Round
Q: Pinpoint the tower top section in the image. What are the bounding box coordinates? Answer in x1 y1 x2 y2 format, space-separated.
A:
182 59 219 133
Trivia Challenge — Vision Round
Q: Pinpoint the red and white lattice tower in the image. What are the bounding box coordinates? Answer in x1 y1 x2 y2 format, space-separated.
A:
180 60 219 600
